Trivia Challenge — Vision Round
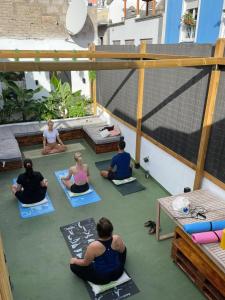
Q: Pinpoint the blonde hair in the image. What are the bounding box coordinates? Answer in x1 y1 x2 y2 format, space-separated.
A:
74 152 83 164
47 119 53 126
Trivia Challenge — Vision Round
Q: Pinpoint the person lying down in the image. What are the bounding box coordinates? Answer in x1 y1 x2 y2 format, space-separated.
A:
61 152 90 193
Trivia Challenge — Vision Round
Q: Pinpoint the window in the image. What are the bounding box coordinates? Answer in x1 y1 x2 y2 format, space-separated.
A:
140 38 153 44
220 11 225 38
113 40 121 45
125 39 135 45
180 0 199 42
99 37 104 45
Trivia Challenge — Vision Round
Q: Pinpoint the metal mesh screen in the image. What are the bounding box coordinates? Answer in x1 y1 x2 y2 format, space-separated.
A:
96 45 138 126
142 44 213 163
96 44 214 164
205 69 225 182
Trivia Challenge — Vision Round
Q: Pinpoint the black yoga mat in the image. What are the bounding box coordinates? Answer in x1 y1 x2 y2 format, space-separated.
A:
60 218 139 300
95 160 146 196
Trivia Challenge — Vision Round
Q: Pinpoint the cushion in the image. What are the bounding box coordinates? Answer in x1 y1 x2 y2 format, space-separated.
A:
100 129 110 138
0 138 22 161
109 128 121 137
112 177 136 186
21 197 48 207
10 124 42 137
83 125 121 144
88 272 131 296
68 188 93 197
0 127 14 140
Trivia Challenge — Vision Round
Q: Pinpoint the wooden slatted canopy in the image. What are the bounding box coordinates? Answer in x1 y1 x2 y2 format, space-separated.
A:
0 50 200 59
0 57 224 72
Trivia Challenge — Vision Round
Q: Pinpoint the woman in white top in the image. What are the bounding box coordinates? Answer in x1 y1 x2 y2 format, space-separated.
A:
42 120 67 155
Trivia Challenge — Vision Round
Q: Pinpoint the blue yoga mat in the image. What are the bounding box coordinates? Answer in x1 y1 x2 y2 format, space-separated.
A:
13 179 55 219
183 219 225 234
54 170 101 208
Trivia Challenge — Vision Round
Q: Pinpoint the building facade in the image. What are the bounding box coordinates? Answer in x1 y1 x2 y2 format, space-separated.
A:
0 0 98 98
164 0 225 44
102 0 165 45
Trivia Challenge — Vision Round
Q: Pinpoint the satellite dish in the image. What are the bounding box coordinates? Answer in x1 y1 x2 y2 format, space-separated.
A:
66 0 88 35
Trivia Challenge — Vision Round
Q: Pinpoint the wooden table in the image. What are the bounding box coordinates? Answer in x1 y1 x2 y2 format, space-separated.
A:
156 189 225 272
156 190 225 299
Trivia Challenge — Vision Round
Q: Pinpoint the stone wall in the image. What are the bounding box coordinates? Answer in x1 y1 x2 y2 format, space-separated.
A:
0 0 69 39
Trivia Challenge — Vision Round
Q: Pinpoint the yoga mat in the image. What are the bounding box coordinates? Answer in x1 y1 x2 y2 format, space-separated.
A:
183 219 225 234
55 170 101 207
95 160 146 196
192 230 223 244
60 218 139 300
13 179 55 219
23 143 85 159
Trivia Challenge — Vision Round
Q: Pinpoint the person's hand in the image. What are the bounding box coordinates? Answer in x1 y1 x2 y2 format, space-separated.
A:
70 257 77 264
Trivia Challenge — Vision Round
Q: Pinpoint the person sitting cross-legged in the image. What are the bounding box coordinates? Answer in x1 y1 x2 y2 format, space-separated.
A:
70 217 127 284
61 152 90 193
11 159 48 205
100 140 132 180
42 120 67 155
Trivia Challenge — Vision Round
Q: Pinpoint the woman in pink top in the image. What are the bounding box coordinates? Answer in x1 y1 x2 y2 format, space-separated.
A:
61 152 90 193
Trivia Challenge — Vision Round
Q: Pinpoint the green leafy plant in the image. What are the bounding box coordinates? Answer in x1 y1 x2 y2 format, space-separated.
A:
181 12 196 27
45 73 91 119
88 70 96 82
3 81 42 121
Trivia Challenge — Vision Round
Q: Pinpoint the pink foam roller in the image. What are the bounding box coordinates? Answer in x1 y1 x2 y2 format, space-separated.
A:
192 230 223 244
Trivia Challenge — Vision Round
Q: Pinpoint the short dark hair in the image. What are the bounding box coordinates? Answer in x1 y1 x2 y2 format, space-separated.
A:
96 217 113 238
119 140 126 150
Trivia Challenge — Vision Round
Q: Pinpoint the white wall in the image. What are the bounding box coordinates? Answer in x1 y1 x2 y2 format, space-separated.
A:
0 38 91 97
97 107 225 199
108 0 160 23
109 16 163 45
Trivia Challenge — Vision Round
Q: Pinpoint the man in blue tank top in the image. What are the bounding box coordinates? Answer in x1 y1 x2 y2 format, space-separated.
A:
100 140 132 180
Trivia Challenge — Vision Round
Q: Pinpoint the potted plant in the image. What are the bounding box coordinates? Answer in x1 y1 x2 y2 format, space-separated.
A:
181 12 196 27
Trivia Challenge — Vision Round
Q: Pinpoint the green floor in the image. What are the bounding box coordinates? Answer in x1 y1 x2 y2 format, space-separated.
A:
0 139 205 300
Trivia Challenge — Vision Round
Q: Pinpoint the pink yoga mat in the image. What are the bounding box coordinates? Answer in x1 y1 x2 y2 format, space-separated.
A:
192 230 223 244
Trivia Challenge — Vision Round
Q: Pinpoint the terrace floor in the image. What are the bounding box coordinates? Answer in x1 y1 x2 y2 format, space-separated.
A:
0 139 205 300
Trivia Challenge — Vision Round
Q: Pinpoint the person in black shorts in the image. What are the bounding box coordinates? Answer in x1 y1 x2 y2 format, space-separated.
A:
70 217 127 284
11 159 48 205
100 140 132 180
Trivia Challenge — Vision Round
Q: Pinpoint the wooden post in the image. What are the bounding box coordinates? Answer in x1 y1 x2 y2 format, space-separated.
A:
135 41 147 166
193 39 225 190
124 0 127 18
152 0 156 16
136 0 140 16
89 43 97 115
146 0 149 16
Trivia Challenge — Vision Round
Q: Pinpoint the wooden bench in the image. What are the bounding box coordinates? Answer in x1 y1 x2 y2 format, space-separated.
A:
172 227 225 300
0 117 120 171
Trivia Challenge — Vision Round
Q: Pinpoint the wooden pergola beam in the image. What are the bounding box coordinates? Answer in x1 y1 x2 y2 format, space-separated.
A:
0 57 223 72
89 43 97 115
193 39 225 190
135 42 147 165
0 50 200 60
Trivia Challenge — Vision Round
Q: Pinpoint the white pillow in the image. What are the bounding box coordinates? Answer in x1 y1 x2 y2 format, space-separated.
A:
21 197 48 207
112 177 136 186
68 188 93 197
100 129 110 138
88 272 131 295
